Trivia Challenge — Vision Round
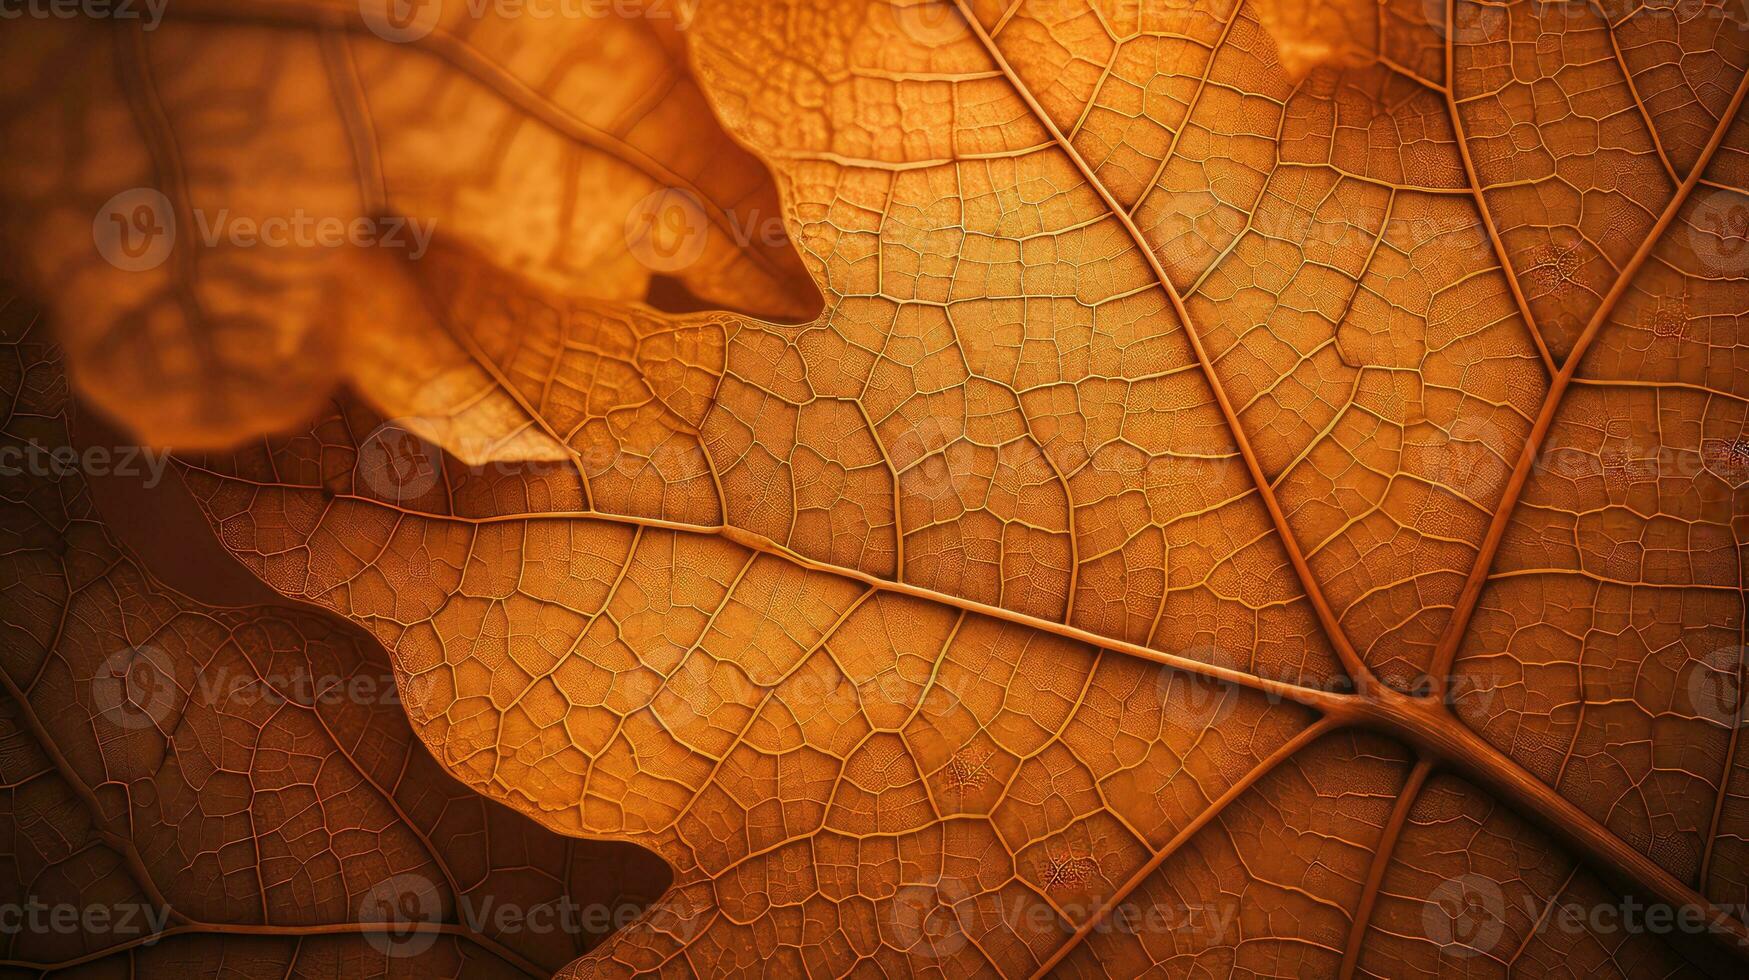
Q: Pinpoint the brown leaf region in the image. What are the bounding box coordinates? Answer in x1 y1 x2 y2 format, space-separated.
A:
4 0 1749 978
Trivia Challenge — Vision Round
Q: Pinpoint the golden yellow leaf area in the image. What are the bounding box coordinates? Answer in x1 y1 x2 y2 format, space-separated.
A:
4 0 1749 977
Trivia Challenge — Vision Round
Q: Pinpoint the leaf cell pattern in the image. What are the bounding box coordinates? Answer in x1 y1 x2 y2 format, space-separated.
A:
3 0 1749 977
0 303 668 977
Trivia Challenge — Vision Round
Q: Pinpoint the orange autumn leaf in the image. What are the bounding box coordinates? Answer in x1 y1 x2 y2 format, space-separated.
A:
7 0 1749 977
0 298 671 976
0 0 819 453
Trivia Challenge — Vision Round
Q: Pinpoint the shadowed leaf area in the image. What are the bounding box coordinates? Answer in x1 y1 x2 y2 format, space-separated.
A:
0 299 670 977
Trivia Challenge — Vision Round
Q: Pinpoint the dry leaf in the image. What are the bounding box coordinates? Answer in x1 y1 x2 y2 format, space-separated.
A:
0 0 819 451
0 298 669 976
6 0 1749 977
